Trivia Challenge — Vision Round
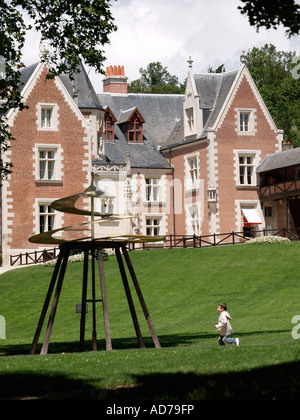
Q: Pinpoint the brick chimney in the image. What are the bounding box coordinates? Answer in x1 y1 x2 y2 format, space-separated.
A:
103 65 128 95
282 141 293 151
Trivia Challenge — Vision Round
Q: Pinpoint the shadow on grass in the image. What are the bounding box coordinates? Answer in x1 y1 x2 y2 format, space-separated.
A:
97 361 300 400
0 329 290 356
0 361 299 400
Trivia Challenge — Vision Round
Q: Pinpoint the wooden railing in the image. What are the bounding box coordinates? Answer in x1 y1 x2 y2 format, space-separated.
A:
10 248 60 267
128 228 300 251
259 179 300 200
8 228 300 266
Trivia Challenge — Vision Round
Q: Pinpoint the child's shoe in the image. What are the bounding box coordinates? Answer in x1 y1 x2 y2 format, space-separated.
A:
235 338 240 347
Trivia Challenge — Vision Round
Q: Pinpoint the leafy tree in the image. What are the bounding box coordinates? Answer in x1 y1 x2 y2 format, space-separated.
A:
128 62 186 94
238 0 300 37
207 64 226 73
245 44 300 146
0 0 117 183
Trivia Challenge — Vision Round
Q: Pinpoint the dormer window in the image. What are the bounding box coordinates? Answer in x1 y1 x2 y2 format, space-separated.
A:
128 110 144 143
104 107 117 142
118 107 145 143
128 120 143 142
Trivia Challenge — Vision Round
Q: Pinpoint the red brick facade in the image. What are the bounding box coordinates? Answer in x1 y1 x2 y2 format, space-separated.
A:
1 63 95 264
1 61 283 265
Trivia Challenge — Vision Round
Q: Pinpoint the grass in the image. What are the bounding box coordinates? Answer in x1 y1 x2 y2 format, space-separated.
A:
0 242 300 400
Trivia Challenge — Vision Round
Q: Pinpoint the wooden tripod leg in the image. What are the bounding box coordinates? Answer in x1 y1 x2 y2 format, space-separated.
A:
91 251 97 351
122 246 161 349
98 249 112 351
29 250 64 355
79 250 89 352
115 246 145 349
40 248 70 355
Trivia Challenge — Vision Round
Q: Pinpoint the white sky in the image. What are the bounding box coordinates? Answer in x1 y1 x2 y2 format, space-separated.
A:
22 0 300 92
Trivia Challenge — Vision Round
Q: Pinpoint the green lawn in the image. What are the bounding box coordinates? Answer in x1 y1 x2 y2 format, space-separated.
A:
0 242 299 400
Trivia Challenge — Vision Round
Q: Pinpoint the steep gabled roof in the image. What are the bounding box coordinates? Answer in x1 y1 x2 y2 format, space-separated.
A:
117 107 145 124
18 60 104 111
59 62 104 111
161 69 239 150
97 93 183 169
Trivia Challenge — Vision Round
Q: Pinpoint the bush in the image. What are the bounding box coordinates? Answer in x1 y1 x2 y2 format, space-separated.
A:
245 235 290 245
42 249 109 267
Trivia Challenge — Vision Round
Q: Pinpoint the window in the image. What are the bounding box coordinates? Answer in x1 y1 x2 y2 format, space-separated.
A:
37 104 58 131
146 218 161 236
186 107 194 132
190 206 200 235
188 157 198 185
239 155 255 185
187 204 200 235
34 144 62 182
264 206 273 218
105 122 114 141
100 198 114 214
39 149 56 180
145 178 160 202
236 109 256 135
39 204 55 233
41 108 52 128
128 120 143 142
240 112 250 132
104 107 117 142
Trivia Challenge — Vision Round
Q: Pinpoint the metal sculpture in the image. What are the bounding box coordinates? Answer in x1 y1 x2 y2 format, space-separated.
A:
29 177 161 355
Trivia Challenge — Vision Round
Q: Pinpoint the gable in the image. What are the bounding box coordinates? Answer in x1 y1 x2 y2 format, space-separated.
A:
7 62 89 131
211 65 281 135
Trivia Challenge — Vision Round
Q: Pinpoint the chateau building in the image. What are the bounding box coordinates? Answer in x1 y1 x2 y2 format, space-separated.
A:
1 55 285 265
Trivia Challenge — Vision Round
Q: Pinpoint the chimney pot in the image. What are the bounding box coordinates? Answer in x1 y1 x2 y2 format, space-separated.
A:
103 65 128 95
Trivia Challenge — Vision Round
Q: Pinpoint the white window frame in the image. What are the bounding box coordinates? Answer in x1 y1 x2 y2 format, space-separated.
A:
34 144 63 182
236 108 256 135
239 155 255 186
145 216 161 236
234 150 260 187
145 177 161 202
100 197 114 215
185 154 199 191
37 103 59 131
39 203 55 233
186 204 201 236
185 106 195 134
34 199 62 236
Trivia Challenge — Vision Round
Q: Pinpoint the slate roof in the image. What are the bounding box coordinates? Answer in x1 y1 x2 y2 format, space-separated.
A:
59 62 104 111
18 61 103 111
161 69 238 150
256 147 300 173
97 93 184 169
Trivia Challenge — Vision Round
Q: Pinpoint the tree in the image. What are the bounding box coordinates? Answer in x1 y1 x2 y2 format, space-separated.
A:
245 44 300 146
128 62 186 94
207 64 226 73
238 0 300 37
0 0 117 183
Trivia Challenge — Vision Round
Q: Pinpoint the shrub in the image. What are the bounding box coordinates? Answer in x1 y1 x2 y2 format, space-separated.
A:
245 235 290 245
42 249 109 267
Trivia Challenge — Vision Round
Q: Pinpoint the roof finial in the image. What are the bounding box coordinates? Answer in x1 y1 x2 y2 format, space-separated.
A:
240 50 247 64
188 56 193 69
